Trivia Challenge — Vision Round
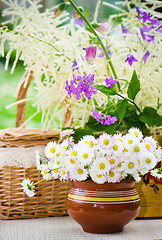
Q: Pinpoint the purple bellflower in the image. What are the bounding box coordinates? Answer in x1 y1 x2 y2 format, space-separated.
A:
140 24 154 43
143 51 150 64
85 46 97 63
125 53 138 66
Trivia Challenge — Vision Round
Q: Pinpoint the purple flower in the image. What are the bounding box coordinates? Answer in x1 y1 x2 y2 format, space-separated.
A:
86 46 97 63
105 75 117 88
99 45 113 59
136 6 152 23
143 51 150 64
121 24 132 34
92 109 117 126
125 53 138 66
75 17 85 27
92 109 102 122
72 60 79 72
65 74 97 100
95 23 110 34
140 24 154 43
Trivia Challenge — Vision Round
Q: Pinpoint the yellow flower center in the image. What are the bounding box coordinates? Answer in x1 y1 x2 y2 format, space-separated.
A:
135 132 138 137
99 163 105 170
63 146 66 150
146 158 151 164
71 150 77 156
134 146 140 152
103 139 109 145
83 153 88 159
50 147 55 153
84 141 88 144
62 170 65 175
54 169 58 174
128 162 134 169
118 162 122 168
145 143 150 149
43 169 47 175
56 153 60 157
109 171 115 178
70 158 75 164
117 138 122 142
96 174 102 178
89 141 94 147
113 145 118 151
109 158 115 164
124 147 128 152
128 140 132 144
56 161 60 165
77 169 83 175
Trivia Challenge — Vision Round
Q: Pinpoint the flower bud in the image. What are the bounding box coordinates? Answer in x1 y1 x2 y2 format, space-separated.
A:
95 23 111 34
54 8 62 17
72 11 80 19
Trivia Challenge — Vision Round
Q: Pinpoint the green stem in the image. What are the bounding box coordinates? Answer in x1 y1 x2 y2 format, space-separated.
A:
32 178 45 187
68 0 121 92
28 34 72 62
115 92 141 113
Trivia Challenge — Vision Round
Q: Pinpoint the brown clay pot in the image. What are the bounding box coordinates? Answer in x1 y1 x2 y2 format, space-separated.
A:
67 180 140 233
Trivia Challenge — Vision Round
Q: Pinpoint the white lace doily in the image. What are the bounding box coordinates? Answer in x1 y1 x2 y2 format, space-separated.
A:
0 146 45 168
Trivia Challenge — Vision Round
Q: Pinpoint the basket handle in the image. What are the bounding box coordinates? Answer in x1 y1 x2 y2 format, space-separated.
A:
16 71 33 127
16 71 73 128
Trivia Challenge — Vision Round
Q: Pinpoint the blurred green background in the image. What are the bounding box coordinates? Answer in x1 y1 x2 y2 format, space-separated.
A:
0 0 121 129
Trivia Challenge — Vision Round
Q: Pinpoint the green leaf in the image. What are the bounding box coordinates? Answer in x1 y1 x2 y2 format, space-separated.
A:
127 70 140 100
91 21 100 29
58 3 66 11
84 7 89 18
139 107 162 126
95 85 116 96
116 99 128 125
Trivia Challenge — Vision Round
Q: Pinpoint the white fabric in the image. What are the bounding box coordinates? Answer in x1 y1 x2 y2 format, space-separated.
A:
0 146 45 168
0 216 162 240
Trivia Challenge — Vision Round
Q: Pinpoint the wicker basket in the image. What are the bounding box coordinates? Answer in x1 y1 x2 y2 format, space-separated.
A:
0 72 71 220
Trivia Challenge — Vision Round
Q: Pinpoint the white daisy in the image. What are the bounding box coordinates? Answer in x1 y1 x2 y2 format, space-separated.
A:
142 136 157 151
59 167 69 181
41 165 52 180
140 152 157 171
90 171 107 184
61 129 74 136
128 127 143 140
150 169 162 179
65 156 77 169
98 133 113 150
21 179 35 197
124 157 139 174
107 155 120 169
132 172 141 182
77 144 94 166
92 157 110 175
71 165 88 181
111 140 124 155
45 141 58 159
154 147 162 162
107 168 121 183
123 133 138 152
80 135 96 148
129 140 145 157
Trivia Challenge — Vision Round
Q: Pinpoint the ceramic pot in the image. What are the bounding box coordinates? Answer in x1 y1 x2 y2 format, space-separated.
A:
67 180 140 233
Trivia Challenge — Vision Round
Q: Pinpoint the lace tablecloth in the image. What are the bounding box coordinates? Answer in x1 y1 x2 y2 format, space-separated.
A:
0 216 162 240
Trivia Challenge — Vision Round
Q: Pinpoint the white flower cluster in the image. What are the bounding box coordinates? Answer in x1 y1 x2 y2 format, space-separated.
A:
38 128 162 183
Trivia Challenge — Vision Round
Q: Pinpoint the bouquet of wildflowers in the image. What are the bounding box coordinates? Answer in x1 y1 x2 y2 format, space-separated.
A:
22 127 162 197
0 0 161 135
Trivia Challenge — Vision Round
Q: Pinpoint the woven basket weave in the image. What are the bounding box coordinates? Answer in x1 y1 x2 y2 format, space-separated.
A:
0 71 71 220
